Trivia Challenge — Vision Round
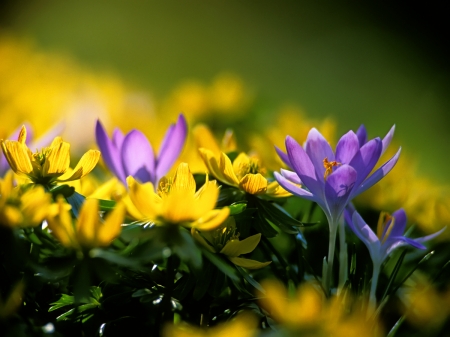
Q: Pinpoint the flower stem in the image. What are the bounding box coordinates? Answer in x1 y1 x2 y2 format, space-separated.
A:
338 217 348 292
324 219 338 296
163 254 176 323
369 261 381 311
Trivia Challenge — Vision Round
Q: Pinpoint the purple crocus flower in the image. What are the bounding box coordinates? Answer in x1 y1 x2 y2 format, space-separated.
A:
274 126 400 293
95 114 187 186
345 207 445 306
275 126 400 229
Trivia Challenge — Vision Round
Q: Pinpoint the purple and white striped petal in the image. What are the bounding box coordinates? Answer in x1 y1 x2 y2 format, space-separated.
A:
286 136 324 200
350 211 381 261
155 114 187 183
355 147 401 196
95 120 127 183
324 164 357 222
121 130 156 184
280 168 302 185
274 172 320 205
305 128 335 183
335 131 359 164
381 125 395 156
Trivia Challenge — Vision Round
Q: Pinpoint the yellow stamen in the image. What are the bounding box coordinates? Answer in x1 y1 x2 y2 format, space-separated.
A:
377 212 395 243
323 157 340 180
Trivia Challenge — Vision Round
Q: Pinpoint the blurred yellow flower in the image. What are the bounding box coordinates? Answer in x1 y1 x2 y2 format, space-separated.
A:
162 312 258 337
46 197 125 249
0 172 56 228
249 107 336 171
127 163 229 230
0 282 24 320
1 126 100 186
355 146 450 239
192 217 271 269
260 279 383 337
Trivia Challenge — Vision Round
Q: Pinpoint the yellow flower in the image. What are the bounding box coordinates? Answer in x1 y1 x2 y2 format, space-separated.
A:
127 163 229 230
192 217 271 269
1 126 100 186
0 172 56 228
162 312 258 337
0 282 24 320
260 280 383 337
199 148 290 197
46 197 125 249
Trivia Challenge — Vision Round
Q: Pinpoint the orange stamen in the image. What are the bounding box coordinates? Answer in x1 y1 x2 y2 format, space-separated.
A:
377 212 395 243
323 157 340 180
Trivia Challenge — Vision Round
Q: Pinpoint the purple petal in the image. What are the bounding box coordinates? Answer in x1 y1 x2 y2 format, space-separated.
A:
324 165 357 222
356 125 367 147
95 120 126 183
305 128 335 183
155 114 188 183
383 236 425 258
350 211 380 260
387 208 407 238
381 125 395 156
112 128 125 149
274 172 321 205
286 136 324 200
350 138 382 189
275 145 292 168
280 168 302 185
121 130 155 184
335 131 359 164
355 147 401 196
414 227 446 244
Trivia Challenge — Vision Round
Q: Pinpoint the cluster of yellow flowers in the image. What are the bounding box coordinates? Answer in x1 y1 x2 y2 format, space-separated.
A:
1 34 449 336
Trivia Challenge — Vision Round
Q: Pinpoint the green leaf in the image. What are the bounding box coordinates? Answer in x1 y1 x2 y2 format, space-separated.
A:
172 229 202 269
49 184 75 198
89 248 141 268
229 201 247 215
97 199 116 211
56 303 98 321
235 265 265 293
201 248 239 282
65 191 86 218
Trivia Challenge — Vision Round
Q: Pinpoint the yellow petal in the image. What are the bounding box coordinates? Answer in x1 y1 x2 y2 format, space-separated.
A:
127 176 159 219
221 129 237 153
190 180 220 219
191 207 230 230
1 206 23 227
76 198 99 247
20 186 52 226
57 150 100 182
219 233 262 257
17 126 27 144
172 163 196 193
266 181 291 197
193 124 221 154
47 197 77 248
191 228 217 253
239 173 267 195
96 201 125 246
43 141 70 176
198 148 239 187
1 141 33 176
228 257 271 270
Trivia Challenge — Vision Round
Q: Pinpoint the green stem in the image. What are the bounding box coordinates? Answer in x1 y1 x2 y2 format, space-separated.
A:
369 261 381 312
324 217 338 296
163 255 176 323
338 217 348 292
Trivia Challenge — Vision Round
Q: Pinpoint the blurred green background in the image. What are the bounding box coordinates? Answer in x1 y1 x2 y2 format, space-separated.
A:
1 0 449 182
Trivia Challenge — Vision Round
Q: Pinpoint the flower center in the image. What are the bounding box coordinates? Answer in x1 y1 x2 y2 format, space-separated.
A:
157 177 173 196
322 157 341 180
236 156 266 178
213 222 240 251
